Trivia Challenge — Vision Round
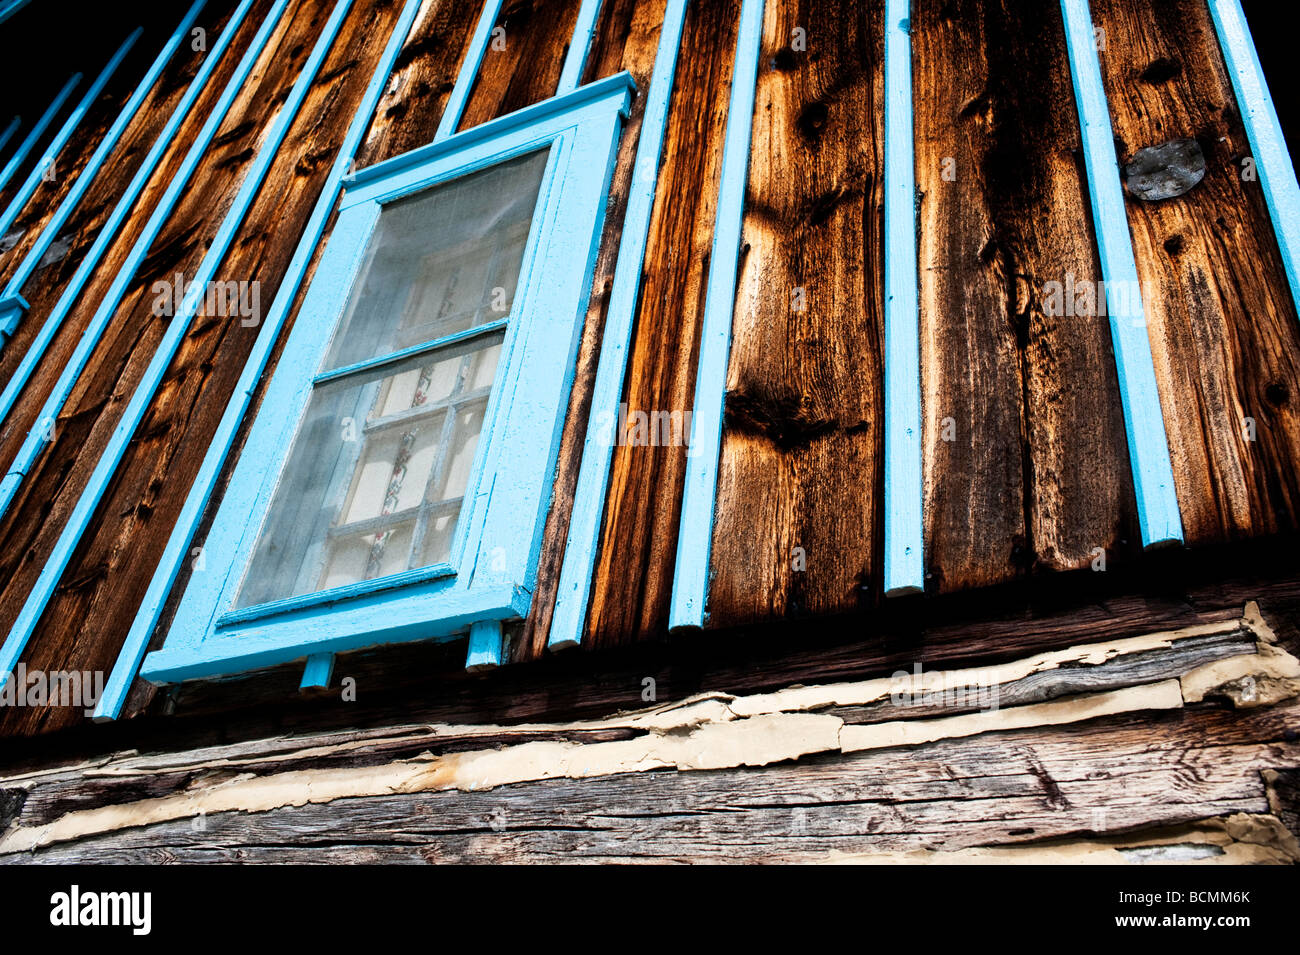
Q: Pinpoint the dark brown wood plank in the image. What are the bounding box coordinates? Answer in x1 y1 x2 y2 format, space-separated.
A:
455 0 582 132
1089 0 1300 543
583 0 741 647
709 0 885 628
515 0 669 660
913 0 1139 593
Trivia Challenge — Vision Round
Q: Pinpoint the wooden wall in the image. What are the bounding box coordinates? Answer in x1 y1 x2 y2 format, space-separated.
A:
0 0 1297 739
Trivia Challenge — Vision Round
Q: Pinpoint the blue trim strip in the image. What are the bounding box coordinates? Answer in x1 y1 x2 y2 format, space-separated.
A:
883 0 923 596
667 0 765 631
465 619 504 671
1209 0 1300 310
432 0 505 143
0 74 79 197
0 3 208 348
299 652 335 689
0 0 254 429
0 0 290 522
95 0 424 722
0 0 354 693
0 34 138 247
0 0 32 25
0 0 289 522
1060 0 1183 548
140 587 531 684
549 0 690 649
0 116 19 157
556 0 604 94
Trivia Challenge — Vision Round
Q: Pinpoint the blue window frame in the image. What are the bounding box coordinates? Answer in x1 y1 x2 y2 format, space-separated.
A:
140 75 633 684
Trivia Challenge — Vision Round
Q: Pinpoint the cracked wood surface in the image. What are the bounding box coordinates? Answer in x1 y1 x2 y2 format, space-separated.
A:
915 0 1138 592
708 0 885 625
2 611 1296 861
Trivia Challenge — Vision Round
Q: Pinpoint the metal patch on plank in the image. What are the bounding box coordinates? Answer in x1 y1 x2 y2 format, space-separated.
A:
1125 138 1206 201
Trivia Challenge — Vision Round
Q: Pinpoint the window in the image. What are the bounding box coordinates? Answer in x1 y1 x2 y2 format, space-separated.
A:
141 76 632 684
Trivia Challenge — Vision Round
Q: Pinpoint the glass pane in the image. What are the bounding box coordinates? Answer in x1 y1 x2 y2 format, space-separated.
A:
323 150 548 372
235 331 505 609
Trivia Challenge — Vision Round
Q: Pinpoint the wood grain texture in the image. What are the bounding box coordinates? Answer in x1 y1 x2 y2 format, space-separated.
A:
5 697 1297 862
708 0 885 628
455 0 582 132
352 0 484 167
914 0 1139 593
1089 0 1300 543
0 4 244 386
514 0 669 661
0 0 275 477
0 0 409 737
583 0 741 648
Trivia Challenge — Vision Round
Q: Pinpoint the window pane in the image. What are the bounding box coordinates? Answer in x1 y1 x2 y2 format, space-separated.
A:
235 331 504 609
323 149 547 372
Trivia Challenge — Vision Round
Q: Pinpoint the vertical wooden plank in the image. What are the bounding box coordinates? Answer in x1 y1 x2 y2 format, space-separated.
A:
1210 0 1300 308
583 0 740 646
354 0 490 165
707 0 886 626
913 0 1139 592
1060 0 1183 548
1090 0 1300 541
455 0 583 131
514 0 669 660
670 0 765 630
546 0 687 650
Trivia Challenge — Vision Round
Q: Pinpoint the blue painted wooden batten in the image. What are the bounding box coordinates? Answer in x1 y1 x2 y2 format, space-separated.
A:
0 0 256 431
1208 0 1300 311
0 0 289 520
95 0 424 719
668 0 766 631
0 1 209 347
556 0 604 94
137 75 633 687
0 32 139 265
432 0 505 144
883 0 923 597
0 74 80 197
0 0 341 689
1059 0 1183 549
549 0 690 649
0 116 19 158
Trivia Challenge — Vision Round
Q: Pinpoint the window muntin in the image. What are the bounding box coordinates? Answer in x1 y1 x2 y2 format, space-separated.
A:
235 151 546 609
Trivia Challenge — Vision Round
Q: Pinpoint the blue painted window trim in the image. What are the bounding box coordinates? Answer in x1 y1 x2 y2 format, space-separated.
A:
139 75 633 686
95 0 424 720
